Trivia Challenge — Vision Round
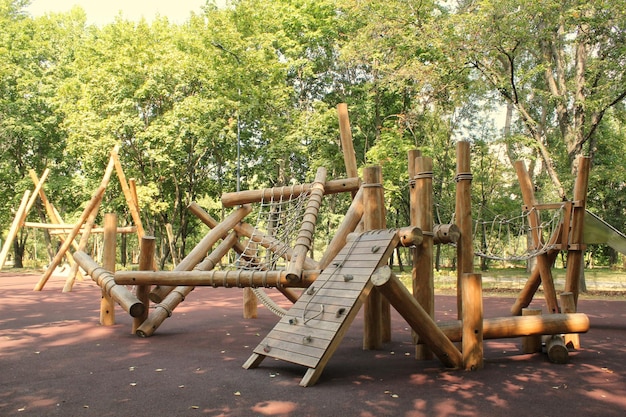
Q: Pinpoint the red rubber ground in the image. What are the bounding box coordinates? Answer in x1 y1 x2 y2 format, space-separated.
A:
1 271 625 416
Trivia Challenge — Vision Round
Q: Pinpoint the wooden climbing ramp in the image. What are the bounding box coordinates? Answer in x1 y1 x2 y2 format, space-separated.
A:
243 229 399 387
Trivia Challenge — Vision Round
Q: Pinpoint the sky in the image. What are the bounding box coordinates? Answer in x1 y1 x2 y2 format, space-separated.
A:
26 0 225 26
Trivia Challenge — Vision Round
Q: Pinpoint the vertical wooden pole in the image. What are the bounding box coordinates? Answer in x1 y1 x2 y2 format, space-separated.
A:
521 308 543 353
101 213 117 326
414 156 434 360
0 191 30 269
455 141 473 318
514 161 559 314
564 156 591 306
560 292 580 349
243 241 258 319
363 166 387 349
133 236 155 333
461 273 483 370
337 103 359 181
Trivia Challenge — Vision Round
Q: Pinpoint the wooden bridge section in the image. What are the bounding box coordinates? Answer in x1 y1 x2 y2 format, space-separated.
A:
243 229 399 387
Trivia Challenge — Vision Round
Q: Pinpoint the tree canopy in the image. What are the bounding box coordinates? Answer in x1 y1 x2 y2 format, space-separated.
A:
1 0 625 268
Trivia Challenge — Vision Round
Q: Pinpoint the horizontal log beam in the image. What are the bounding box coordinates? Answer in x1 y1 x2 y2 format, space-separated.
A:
221 178 361 207
420 313 589 344
115 269 320 288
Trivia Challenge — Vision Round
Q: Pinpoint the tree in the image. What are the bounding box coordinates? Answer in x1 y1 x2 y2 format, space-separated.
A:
450 0 626 199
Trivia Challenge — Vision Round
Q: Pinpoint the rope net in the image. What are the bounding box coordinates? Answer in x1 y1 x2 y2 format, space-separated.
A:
473 204 566 262
232 186 311 272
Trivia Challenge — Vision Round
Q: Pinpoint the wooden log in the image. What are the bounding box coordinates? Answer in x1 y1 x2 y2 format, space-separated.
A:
112 150 145 240
521 308 543 353
285 167 327 282
414 156 435 360
455 141 473 318
363 166 386 349
73 251 145 318
515 161 559 314
165 223 177 267
510 249 560 316
424 313 589 343
544 334 569 364
408 150 422 351
115 269 319 288
134 236 156 333
317 187 364 270
34 185 107 291
337 103 358 181
148 204 252 303
221 177 361 207
25 222 137 234
28 171 83 276
0 191 30 269
22 168 50 227
64 152 117 292
565 156 591 306
135 231 239 337
371 265 462 368
560 292 580 349
100 213 117 325
462 273 483 370
433 223 460 245
397 226 424 247
187 202 249 255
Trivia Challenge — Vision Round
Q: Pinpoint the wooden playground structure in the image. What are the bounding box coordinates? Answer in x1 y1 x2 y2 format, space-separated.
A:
3 104 602 386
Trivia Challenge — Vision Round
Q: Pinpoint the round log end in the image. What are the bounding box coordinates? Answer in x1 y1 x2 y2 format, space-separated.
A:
371 265 392 287
546 335 569 364
129 302 146 318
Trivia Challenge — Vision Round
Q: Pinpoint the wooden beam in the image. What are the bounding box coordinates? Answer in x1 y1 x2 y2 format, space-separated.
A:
221 178 360 207
371 265 462 369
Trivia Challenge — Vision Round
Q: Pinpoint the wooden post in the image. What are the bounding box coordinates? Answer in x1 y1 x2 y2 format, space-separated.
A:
243 241 258 319
285 167 326 282
165 223 177 267
371 265 462 369
560 292 580 349
521 308 543 353
100 213 117 325
134 236 156 333
455 141 473 318
414 156 435 360
462 273 483 370
34 185 107 291
564 156 591 306
514 161 559 314
362 166 387 349
0 191 30 269
337 103 359 195
149 204 252 303
73 251 145 318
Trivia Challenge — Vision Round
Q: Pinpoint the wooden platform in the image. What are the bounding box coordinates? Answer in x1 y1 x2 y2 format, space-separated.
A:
243 229 399 386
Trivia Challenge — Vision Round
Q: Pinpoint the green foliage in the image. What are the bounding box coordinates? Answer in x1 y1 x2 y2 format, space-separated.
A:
1 0 625 269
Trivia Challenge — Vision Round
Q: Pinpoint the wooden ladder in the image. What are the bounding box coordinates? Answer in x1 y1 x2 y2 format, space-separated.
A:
243 229 399 387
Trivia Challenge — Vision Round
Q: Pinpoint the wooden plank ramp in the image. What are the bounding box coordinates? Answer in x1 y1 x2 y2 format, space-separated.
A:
243 229 399 386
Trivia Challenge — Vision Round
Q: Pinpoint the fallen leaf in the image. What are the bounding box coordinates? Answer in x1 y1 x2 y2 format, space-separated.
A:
234 391 241 396
130 382 137 387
